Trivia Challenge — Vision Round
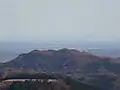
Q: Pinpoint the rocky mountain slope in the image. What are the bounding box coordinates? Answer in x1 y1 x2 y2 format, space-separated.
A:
0 48 120 74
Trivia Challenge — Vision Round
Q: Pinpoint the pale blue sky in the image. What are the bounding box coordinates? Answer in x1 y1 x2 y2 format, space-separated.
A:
0 0 120 42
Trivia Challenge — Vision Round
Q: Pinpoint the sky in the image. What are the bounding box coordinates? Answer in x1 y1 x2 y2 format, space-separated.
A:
0 0 120 42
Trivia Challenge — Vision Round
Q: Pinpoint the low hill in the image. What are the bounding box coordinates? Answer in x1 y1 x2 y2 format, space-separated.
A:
1 73 100 90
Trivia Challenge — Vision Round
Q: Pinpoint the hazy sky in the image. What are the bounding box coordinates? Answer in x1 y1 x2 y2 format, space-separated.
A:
0 0 120 42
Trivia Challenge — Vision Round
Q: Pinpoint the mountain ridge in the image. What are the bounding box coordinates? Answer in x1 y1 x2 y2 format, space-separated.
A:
0 48 120 75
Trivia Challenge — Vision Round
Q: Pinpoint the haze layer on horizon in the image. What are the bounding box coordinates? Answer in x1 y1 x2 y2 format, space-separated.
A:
0 0 120 42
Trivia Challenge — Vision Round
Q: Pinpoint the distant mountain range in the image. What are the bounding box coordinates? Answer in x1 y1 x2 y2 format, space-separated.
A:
1 48 120 75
